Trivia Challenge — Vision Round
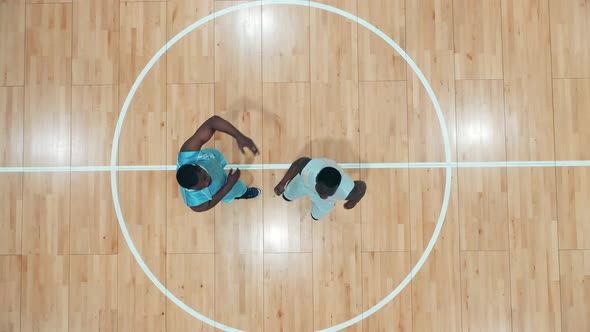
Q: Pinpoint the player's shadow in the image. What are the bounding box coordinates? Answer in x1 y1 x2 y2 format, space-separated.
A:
217 98 361 185
261 102 361 165
254 99 361 164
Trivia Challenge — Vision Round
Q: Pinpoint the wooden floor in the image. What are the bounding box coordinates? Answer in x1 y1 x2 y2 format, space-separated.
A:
1 0 590 331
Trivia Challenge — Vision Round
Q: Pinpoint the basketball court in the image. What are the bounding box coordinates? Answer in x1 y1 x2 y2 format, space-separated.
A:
0 0 589 331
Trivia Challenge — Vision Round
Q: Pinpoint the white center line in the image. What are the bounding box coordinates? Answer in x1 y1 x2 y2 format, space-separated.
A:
1 160 588 173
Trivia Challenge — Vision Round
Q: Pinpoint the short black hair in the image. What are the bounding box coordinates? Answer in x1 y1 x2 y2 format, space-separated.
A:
316 167 341 189
176 164 199 189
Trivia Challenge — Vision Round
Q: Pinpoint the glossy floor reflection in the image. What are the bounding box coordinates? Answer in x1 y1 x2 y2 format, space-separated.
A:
1 0 590 331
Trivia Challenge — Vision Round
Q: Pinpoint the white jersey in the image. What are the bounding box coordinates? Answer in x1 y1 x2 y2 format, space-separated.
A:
283 158 355 220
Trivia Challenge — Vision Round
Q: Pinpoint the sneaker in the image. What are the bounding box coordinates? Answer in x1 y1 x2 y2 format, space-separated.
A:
236 187 261 200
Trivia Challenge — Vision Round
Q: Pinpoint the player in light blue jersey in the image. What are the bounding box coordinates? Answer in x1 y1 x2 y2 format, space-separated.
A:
176 115 261 212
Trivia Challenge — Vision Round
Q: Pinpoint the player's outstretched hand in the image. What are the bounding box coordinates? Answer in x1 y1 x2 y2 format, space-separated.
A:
274 182 286 196
236 135 259 155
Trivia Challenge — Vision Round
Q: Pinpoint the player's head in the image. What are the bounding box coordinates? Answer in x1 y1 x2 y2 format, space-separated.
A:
315 167 341 199
176 164 209 190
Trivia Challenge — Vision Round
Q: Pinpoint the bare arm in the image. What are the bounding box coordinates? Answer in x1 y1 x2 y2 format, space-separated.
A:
190 169 241 212
274 157 311 195
343 181 366 209
180 115 259 154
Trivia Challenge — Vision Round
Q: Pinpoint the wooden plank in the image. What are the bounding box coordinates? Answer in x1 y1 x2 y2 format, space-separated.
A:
0 174 22 255
554 79 590 248
23 87 71 166
70 172 118 254
456 80 508 250
117 171 166 332
456 80 505 162
71 85 118 166
263 170 312 253
508 167 561 332
410 168 461 332
0 88 22 256
262 82 311 164
25 3 72 86
453 0 503 79
361 252 411 331
263 253 313 332
21 255 69 332
0 0 25 86
406 0 456 162
358 0 406 81
0 255 21 332
359 81 408 163
502 0 554 161
360 169 410 252
166 254 215 332
549 0 590 78
310 0 357 82
553 78 590 161
262 1 310 82
69 254 117 332
26 0 71 3
0 86 24 166
313 219 362 331
557 167 590 250
166 0 214 83
215 253 263 331
22 173 70 255
215 1 261 83
24 4 72 167
310 81 359 163
121 0 160 3
458 167 509 251
559 250 590 332
72 0 119 85
118 1 167 166
461 251 512 332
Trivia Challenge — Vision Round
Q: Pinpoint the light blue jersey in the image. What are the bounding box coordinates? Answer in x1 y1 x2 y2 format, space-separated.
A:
283 158 355 220
177 149 247 207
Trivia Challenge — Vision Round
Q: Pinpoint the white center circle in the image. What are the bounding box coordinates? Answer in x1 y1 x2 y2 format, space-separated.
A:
109 1 453 331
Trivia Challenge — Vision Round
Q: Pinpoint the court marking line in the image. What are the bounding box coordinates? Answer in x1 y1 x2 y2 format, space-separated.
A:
0 0 453 331
1 160 589 173
111 1 453 331
9 0 579 330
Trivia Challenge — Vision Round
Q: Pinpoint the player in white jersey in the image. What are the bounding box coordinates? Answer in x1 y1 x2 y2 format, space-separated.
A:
274 157 366 220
